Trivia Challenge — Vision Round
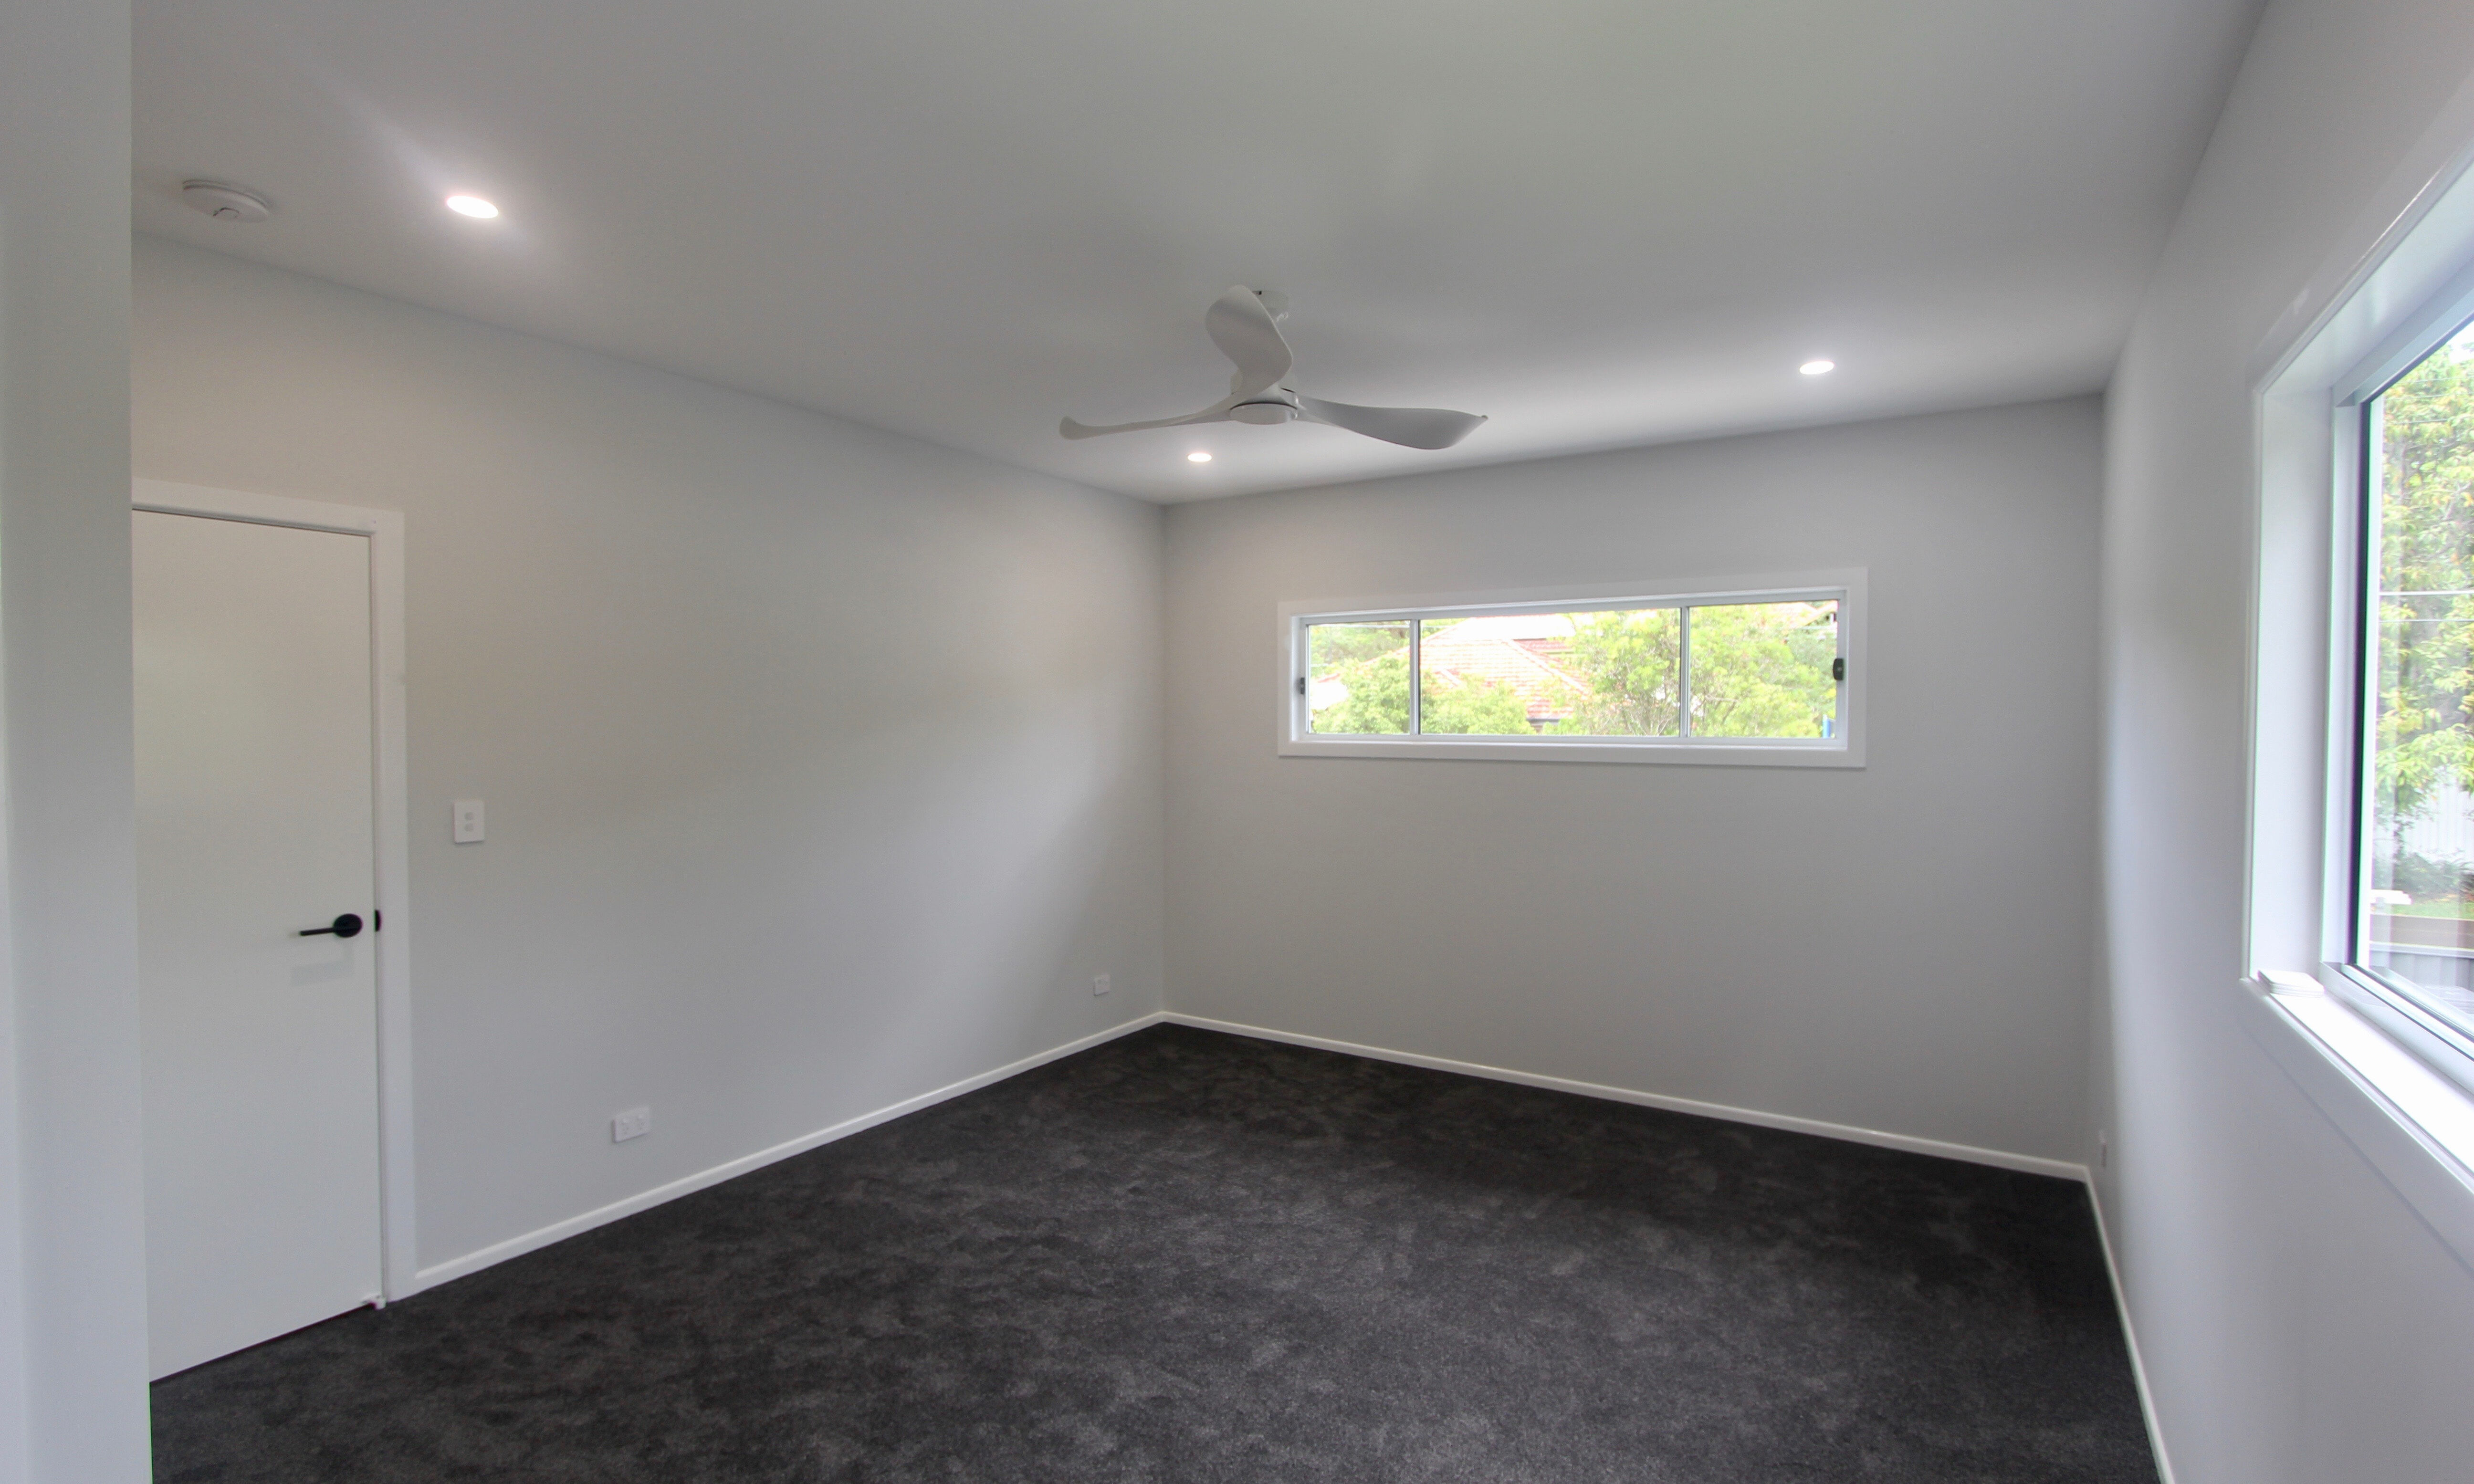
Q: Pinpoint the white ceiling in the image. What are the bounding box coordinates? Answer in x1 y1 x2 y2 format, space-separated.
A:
134 1 2263 502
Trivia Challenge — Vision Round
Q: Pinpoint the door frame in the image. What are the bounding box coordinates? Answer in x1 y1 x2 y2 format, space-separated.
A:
132 479 419 1302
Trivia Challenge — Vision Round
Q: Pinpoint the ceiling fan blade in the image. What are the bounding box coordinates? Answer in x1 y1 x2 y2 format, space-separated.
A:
1294 394 1486 450
1059 407 1232 440
1205 286 1294 399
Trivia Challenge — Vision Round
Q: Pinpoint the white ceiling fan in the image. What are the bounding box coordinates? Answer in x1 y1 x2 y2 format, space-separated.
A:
1062 286 1487 450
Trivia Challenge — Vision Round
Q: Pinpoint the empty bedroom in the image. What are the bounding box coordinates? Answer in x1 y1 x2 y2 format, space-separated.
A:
4 1 2474 1481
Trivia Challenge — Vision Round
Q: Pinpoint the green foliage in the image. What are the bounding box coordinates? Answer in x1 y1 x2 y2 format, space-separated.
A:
1551 609 1679 735
1547 603 1835 737
1421 669 1536 734
2373 331 2474 881
1310 646 1535 735
1311 646 1411 734
1309 621 1408 670
1686 602 1839 738
2387 850 2474 901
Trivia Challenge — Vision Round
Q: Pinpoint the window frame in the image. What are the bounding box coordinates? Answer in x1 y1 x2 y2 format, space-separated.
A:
1276 569 1866 766
2242 106 2474 1279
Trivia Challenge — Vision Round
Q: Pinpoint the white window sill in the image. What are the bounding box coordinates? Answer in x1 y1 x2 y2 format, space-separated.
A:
1277 736 1864 767
2240 972 2474 1268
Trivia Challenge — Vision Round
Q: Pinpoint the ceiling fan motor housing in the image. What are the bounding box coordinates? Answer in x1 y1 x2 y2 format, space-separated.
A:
1230 400 1296 425
180 179 273 222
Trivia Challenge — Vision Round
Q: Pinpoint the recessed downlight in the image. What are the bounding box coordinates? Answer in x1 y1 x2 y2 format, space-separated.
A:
445 194 500 219
1187 451 1213 463
1799 359 1836 376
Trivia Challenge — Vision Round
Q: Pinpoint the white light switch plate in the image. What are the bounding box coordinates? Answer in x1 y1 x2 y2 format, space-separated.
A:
453 799 484 844
1093 972 1111 997
612 1106 650 1143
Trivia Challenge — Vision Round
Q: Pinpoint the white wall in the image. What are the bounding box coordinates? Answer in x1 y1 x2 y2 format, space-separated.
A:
2100 1 2474 1480
0 0 152 1480
1164 398 2102 1165
132 238 1164 1275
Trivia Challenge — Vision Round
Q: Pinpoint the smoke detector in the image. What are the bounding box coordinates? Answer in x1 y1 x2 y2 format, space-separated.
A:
180 181 272 223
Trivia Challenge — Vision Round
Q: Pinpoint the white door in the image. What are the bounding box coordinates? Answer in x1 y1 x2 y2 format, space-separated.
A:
135 510 383 1379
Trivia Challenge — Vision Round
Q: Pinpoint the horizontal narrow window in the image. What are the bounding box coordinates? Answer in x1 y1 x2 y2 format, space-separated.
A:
1280 574 1863 767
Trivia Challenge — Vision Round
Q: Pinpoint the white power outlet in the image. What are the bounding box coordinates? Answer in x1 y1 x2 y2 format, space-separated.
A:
612 1106 651 1143
452 799 485 844
1093 972 1111 997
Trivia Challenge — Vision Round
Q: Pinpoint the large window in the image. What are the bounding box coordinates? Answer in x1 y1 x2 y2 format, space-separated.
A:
2249 140 2474 1264
2350 314 2474 1085
1279 575 1863 766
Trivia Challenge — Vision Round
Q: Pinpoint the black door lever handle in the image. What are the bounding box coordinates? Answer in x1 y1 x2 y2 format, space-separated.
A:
299 913 364 940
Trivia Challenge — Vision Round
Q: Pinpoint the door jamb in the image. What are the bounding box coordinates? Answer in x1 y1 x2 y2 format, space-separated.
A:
132 479 419 1302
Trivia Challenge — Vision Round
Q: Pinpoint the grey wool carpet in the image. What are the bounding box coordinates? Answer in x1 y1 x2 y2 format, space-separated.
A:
151 1024 2157 1483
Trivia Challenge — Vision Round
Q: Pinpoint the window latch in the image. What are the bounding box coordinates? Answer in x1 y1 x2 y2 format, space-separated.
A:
1296 676 1307 696
1832 658 1845 681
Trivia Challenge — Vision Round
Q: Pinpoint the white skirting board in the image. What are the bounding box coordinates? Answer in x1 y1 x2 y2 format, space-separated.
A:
1162 1012 2090 1181
416 1008 2095 1291
409 1014 1169 1291
2086 1181 2181 1484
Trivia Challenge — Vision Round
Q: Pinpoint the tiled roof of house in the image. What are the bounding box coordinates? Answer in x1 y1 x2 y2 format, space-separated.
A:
1420 615 1590 723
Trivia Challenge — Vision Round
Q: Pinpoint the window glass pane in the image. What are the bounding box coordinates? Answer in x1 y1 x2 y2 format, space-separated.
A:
1306 621 1410 734
1415 608 1684 737
1417 615 1589 734
2363 318 2474 1043
1548 608 1683 736
1686 600 1841 738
